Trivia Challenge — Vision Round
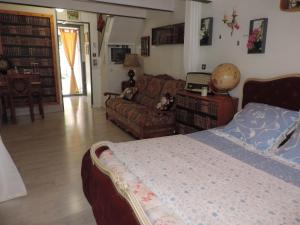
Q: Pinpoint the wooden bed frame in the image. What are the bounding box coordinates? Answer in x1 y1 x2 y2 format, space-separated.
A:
82 74 300 225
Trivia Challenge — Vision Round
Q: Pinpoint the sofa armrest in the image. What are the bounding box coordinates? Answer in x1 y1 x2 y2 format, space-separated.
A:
104 92 120 107
104 92 120 97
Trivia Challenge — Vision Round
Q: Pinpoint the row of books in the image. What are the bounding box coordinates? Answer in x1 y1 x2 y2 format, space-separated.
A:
42 87 56 96
0 14 50 26
1 36 51 47
1 25 51 37
176 108 217 129
41 77 55 87
194 114 217 130
3 46 52 57
176 95 218 116
43 96 57 103
10 58 53 67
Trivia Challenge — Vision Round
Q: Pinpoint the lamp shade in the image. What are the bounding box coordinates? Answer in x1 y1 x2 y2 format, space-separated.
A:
123 54 140 68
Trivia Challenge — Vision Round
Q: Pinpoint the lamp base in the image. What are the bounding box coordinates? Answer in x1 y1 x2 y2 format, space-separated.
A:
128 69 135 86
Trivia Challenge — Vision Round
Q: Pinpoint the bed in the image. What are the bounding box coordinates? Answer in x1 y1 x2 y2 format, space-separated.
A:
82 74 300 225
0 135 27 203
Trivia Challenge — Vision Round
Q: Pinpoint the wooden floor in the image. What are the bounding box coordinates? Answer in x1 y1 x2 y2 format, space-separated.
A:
0 97 133 225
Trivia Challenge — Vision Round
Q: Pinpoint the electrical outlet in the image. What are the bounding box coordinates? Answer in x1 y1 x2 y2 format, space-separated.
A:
202 64 206 70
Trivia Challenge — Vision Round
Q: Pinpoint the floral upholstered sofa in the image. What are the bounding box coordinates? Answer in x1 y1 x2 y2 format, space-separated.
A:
104 74 185 139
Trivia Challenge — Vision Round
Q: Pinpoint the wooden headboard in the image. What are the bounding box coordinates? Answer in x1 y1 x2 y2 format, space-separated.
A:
242 74 300 111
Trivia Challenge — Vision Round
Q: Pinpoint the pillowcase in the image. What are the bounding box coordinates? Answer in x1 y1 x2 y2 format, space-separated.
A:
212 103 299 152
120 87 138 100
276 124 300 164
156 93 174 111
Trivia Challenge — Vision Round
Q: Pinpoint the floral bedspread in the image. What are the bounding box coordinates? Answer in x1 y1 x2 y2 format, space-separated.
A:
94 134 300 225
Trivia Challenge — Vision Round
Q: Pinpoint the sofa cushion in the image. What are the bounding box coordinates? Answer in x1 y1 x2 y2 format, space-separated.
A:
108 98 175 128
127 108 175 127
145 78 164 98
135 75 152 93
161 80 185 96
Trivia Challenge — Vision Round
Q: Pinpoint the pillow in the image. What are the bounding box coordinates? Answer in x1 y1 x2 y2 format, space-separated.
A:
156 93 174 111
120 87 138 100
213 103 299 152
276 124 300 164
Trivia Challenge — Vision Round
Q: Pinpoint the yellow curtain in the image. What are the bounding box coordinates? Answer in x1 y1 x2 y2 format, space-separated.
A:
60 29 79 94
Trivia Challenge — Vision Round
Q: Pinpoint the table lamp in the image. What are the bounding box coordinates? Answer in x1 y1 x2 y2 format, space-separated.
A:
123 54 140 86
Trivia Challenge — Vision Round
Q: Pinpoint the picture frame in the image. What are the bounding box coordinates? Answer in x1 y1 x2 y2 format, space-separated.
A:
152 23 184 45
200 17 213 46
67 10 80 21
141 36 150 56
247 18 268 54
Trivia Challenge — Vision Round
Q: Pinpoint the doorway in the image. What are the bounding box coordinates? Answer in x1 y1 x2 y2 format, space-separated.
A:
58 25 87 96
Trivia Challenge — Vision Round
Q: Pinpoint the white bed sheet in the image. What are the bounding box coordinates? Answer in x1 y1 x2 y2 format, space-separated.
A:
0 136 27 203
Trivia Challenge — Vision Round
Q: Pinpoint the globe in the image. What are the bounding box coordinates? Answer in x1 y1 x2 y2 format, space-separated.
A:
211 63 241 92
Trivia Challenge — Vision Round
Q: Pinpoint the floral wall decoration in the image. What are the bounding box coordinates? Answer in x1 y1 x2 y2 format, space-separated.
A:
223 9 240 36
247 18 268 54
200 17 213 46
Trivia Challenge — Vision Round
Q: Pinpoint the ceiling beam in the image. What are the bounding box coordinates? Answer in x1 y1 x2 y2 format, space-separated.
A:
0 0 147 18
89 0 175 11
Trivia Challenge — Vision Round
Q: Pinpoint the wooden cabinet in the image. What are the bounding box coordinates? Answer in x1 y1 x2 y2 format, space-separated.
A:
175 90 238 134
280 0 300 11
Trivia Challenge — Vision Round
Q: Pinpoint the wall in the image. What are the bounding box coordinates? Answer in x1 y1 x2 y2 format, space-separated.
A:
141 0 186 80
100 16 144 106
0 2 63 114
141 0 300 107
200 0 300 105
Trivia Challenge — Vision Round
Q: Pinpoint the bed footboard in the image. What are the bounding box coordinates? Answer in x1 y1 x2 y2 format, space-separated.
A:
81 147 141 225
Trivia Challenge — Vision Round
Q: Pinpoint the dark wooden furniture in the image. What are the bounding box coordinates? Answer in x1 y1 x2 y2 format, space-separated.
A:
82 74 300 225
8 74 34 122
152 23 185 45
0 10 59 104
121 80 134 91
0 73 44 123
175 90 238 134
242 74 300 111
280 0 300 11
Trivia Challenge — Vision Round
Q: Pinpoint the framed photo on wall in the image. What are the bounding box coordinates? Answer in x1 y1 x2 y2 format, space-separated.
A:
247 18 268 54
200 17 213 46
67 10 80 21
141 36 150 56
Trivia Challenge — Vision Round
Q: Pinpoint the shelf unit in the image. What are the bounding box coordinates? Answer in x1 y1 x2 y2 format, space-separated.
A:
280 0 300 11
175 90 238 134
0 10 59 104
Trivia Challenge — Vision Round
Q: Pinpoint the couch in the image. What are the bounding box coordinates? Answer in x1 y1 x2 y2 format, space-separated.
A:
104 74 185 139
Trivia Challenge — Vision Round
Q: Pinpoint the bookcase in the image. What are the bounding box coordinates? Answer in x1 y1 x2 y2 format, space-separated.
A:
0 10 59 104
175 90 238 134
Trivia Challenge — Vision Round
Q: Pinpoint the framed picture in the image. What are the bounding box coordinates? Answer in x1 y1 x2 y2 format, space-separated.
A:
67 10 80 21
247 18 268 54
152 23 184 45
141 36 150 56
200 17 213 46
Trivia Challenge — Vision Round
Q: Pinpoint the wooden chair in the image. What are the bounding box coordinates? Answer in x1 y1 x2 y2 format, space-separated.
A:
8 74 34 123
31 74 44 120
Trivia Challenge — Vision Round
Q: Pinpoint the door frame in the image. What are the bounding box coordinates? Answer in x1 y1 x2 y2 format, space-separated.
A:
57 20 93 106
